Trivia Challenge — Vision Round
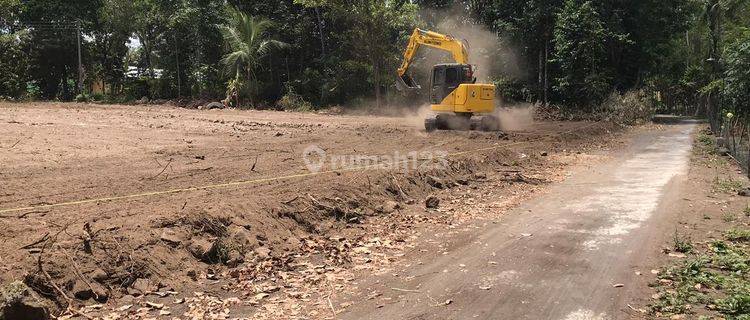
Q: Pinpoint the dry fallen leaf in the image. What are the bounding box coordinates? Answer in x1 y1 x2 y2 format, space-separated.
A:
116 304 132 311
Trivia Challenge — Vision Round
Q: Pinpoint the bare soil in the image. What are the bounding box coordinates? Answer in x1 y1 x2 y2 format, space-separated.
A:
0 102 622 319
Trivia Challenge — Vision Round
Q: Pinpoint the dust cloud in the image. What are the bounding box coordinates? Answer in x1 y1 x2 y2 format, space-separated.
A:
418 5 522 82
495 104 536 131
401 104 433 130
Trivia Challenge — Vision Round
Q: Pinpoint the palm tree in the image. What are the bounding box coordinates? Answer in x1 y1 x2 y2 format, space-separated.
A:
220 6 286 107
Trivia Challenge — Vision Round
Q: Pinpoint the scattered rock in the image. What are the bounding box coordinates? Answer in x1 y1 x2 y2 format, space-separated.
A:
229 226 254 248
0 281 51 320
377 201 400 214
426 176 446 189
130 278 154 296
474 172 487 180
226 250 244 268
541 151 548 156
718 147 730 156
275 132 284 137
254 246 271 260
206 102 224 110
612 283 624 288
187 238 217 262
738 187 750 197
160 228 182 247
91 283 108 302
90 268 108 282
72 280 94 300
425 196 440 209
186 269 198 281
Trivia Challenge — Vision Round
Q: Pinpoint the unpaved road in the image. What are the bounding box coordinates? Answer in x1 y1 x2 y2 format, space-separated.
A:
340 123 696 320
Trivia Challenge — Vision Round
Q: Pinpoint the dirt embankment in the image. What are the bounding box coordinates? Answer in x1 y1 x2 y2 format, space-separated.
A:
0 102 620 318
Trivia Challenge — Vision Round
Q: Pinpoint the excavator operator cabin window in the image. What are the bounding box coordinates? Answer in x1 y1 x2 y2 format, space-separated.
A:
446 67 458 85
433 68 445 85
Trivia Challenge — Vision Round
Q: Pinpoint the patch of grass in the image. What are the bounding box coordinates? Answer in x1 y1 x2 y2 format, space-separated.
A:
649 233 750 319
723 212 738 222
726 229 750 242
673 232 694 253
698 133 715 148
713 177 744 194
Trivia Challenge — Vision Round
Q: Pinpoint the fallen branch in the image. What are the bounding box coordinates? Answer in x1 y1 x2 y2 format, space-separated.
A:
282 196 300 205
251 154 260 172
20 233 49 249
18 210 49 219
148 158 173 180
9 139 21 149
62 249 99 301
37 224 94 320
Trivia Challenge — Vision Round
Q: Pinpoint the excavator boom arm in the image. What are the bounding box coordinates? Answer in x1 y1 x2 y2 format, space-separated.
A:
396 28 469 91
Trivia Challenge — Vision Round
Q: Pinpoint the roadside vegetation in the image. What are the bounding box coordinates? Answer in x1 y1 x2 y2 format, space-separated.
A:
649 130 750 319
650 230 750 319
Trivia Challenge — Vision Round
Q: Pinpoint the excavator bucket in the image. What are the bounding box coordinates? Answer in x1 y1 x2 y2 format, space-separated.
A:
395 74 421 93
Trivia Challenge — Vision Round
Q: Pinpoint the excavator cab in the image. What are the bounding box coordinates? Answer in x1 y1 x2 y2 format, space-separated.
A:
430 64 475 104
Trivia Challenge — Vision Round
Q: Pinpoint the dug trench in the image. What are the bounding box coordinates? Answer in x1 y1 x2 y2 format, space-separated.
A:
0 102 627 319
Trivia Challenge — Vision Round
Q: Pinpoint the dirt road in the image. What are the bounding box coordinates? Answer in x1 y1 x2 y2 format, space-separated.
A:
339 123 696 320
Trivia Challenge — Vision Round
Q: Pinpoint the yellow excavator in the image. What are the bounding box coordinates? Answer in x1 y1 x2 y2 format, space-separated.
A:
396 28 499 132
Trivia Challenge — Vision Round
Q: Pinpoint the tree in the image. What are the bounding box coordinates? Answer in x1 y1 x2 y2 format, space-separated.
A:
0 31 29 97
21 0 104 99
91 0 134 95
724 29 750 114
552 0 618 108
219 6 286 106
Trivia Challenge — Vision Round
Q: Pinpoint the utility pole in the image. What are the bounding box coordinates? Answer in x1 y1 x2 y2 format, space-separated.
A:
77 20 83 94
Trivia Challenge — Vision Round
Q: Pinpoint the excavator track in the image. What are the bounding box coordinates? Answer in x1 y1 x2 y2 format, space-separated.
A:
425 114 500 132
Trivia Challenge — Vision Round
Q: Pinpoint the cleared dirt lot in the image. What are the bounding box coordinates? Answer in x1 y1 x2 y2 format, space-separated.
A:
0 102 619 318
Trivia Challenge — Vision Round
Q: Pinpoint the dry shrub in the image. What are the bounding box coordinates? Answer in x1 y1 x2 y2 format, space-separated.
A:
600 90 656 125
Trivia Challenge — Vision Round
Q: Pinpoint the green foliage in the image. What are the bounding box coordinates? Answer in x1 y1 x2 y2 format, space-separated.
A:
552 0 620 108
0 32 29 98
650 231 750 318
726 229 750 242
276 86 313 111
219 6 287 106
713 177 743 193
674 232 694 253
75 93 89 102
724 29 750 113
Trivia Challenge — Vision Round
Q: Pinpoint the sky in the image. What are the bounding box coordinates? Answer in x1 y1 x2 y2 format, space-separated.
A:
127 36 141 49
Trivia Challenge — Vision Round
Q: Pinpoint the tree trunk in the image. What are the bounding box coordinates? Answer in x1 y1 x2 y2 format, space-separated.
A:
374 59 381 109
314 7 326 57
538 48 543 102
544 40 549 106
